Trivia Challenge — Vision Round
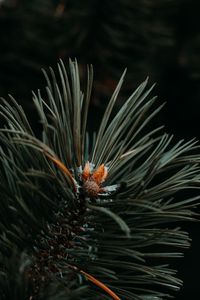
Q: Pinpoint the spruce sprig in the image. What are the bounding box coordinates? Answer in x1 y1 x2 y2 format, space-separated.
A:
0 59 200 299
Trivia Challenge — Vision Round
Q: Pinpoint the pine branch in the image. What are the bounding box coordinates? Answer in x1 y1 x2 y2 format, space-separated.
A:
0 59 200 299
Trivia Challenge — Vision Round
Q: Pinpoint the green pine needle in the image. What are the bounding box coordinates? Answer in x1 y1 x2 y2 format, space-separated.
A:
0 59 200 300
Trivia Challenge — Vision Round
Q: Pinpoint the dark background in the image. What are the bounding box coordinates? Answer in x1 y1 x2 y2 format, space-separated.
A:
0 0 200 298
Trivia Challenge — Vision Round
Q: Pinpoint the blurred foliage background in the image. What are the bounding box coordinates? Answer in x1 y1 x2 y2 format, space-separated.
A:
0 0 200 298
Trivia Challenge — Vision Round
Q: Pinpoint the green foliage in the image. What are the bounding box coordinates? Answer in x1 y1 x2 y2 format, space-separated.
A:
0 60 200 299
0 0 181 100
